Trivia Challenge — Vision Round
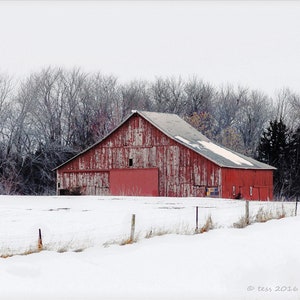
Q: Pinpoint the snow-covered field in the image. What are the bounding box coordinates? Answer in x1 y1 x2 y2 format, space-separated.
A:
0 196 299 300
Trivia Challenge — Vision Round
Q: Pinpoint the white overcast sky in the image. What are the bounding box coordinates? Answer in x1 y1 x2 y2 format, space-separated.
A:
0 1 300 97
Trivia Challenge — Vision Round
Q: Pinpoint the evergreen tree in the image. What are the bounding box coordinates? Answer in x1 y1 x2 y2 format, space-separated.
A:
290 126 300 197
257 119 292 197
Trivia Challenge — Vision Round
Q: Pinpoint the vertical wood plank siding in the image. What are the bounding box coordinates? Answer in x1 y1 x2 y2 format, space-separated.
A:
57 113 273 200
221 169 273 200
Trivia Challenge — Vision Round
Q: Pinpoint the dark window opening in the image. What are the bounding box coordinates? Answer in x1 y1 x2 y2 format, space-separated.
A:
129 158 133 167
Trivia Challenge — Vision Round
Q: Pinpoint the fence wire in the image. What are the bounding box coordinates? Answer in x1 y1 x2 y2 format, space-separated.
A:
0 199 297 257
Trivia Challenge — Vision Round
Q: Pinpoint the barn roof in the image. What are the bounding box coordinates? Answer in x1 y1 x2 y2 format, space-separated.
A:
54 110 275 170
137 111 275 170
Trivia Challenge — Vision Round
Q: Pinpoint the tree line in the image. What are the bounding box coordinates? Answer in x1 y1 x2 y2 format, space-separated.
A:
0 67 299 197
257 119 300 198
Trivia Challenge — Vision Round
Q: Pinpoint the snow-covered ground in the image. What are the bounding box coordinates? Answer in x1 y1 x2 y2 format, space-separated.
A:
0 196 299 300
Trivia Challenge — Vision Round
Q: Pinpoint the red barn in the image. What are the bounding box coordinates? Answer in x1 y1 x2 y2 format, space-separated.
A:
54 111 275 200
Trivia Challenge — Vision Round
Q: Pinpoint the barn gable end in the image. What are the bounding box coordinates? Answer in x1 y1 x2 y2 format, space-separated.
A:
55 111 275 200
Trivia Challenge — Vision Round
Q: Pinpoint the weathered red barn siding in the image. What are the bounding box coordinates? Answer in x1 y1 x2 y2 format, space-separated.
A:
221 168 273 200
56 112 274 199
57 114 222 197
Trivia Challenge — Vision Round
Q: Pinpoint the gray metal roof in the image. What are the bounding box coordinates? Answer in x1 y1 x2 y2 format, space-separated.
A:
138 111 275 170
54 110 275 170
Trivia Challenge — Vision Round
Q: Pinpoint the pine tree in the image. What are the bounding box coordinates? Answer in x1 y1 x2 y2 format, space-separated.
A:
290 126 300 197
257 119 292 197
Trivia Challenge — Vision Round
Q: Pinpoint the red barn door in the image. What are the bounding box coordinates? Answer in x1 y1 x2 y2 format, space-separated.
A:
110 168 159 196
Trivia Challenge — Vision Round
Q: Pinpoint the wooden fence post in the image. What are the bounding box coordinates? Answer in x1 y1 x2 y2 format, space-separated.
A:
245 200 249 225
38 228 43 251
195 206 199 233
130 214 136 242
295 196 299 217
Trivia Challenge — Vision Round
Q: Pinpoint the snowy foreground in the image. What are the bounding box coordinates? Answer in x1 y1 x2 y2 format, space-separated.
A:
0 196 299 300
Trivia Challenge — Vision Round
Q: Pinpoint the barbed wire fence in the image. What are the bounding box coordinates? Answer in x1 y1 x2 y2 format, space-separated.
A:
0 199 298 258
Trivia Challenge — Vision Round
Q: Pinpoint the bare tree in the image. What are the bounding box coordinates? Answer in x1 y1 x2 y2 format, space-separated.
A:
60 68 88 148
185 111 218 140
7 68 76 194
290 92 300 121
120 80 151 119
149 76 187 114
0 73 20 194
0 66 299 195
32 67 65 145
275 88 300 129
236 90 273 155
184 76 215 116
214 85 247 133
70 72 122 150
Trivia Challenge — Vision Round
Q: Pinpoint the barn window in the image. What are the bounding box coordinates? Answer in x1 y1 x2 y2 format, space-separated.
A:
129 158 133 167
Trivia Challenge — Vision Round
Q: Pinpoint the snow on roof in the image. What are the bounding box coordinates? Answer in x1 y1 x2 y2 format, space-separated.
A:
139 111 275 170
198 141 253 166
54 110 275 171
